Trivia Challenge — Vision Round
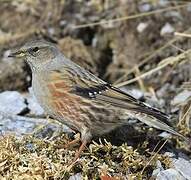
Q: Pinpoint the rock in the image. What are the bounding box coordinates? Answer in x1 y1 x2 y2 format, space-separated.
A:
69 173 82 180
0 111 71 137
33 123 71 139
158 0 169 7
27 87 44 115
172 157 191 180
156 169 186 180
171 90 191 106
160 23 175 36
152 160 164 176
120 88 144 100
0 91 27 115
47 27 55 36
164 152 176 158
138 3 151 12
157 83 176 98
158 132 172 139
27 97 44 116
165 11 182 20
137 22 148 33
187 3 191 12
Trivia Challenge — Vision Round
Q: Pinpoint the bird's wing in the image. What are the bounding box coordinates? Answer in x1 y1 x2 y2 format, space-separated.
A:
51 66 169 123
49 65 187 140
75 82 170 122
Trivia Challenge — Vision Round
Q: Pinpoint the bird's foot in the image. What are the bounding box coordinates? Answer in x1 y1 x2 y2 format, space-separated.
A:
67 140 88 168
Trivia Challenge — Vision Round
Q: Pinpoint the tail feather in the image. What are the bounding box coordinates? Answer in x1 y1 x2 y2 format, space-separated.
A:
131 112 188 142
134 102 171 125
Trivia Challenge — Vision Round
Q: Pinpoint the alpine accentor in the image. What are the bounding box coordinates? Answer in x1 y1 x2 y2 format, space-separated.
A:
9 40 186 161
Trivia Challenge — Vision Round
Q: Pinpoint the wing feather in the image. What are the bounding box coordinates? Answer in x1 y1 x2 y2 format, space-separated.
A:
49 63 187 140
51 67 169 123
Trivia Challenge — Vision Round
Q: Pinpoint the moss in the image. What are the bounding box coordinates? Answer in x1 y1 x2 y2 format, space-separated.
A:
0 134 175 179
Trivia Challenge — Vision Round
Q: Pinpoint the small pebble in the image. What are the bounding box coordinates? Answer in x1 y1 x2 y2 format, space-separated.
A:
137 22 148 33
165 11 182 19
160 23 175 36
139 3 151 12
158 0 169 7
69 173 82 180
187 2 191 12
120 88 144 99
152 160 164 176
158 132 172 139
164 152 176 158
171 90 191 106
48 27 55 36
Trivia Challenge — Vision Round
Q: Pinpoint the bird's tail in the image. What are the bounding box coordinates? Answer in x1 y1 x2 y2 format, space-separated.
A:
127 111 188 142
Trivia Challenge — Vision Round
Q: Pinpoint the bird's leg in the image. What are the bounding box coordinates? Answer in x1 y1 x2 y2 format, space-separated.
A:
69 129 91 166
67 140 88 168
72 140 88 164
64 133 81 148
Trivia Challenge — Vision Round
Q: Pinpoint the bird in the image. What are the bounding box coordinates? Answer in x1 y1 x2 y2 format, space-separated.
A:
9 39 187 162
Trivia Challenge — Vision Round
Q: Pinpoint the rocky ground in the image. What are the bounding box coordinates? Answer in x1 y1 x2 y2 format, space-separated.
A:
0 0 191 179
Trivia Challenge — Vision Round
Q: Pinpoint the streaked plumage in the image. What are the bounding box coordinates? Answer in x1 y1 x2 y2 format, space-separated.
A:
9 40 187 162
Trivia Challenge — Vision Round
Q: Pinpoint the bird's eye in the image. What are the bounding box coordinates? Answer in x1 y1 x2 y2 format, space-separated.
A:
28 47 39 56
32 47 39 52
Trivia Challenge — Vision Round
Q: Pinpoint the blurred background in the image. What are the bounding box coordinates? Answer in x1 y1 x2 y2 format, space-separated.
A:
0 0 191 179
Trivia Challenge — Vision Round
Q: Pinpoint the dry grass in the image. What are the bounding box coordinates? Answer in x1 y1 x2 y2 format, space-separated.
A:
115 48 191 87
0 134 173 179
73 3 189 29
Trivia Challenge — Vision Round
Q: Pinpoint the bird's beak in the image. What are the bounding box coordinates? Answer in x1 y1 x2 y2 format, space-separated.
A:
8 50 26 58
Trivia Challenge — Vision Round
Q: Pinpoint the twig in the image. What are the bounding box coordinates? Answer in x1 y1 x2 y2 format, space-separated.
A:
174 32 191 38
114 27 191 85
141 139 168 175
115 49 191 87
73 4 188 29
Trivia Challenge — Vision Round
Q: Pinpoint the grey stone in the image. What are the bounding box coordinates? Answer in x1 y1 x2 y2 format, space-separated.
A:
157 83 171 97
171 90 191 106
156 169 186 180
187 3 191 12
137 22 148 33
164 152 176 158
26 87 44 115
69 173 82 180
27 96 44 115
158 0 169 7
120 88 144 100
152 160 164 176
0 111 71 137
139 3 151 12
172 157 191 180
158 132 172 139
165 11 182 19
0 91 27 115
160 23 175 36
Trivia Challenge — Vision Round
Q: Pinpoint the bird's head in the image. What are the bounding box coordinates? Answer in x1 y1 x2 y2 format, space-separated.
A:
9 40 59 70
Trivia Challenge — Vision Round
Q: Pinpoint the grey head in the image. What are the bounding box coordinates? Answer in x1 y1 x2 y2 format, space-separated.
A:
9 39 62 71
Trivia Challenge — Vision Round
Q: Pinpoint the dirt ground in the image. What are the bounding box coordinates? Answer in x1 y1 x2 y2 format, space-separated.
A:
0 0 191 179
